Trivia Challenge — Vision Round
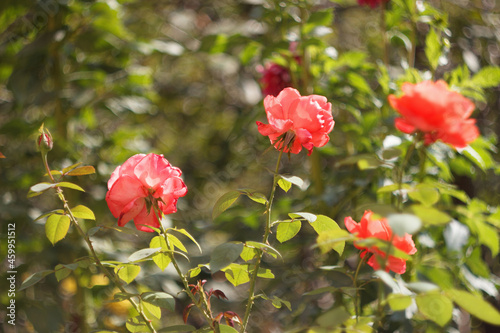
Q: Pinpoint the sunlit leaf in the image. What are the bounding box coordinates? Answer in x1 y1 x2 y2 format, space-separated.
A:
66 165 96 176
143 301 161 319
416 292 453 327
446 289 500 325
57 182 85 192
70 205 95 220
276 220 301 243
223 263 250 286
387 294 412 311
45 214 71 245
425 28 441 70
115 264 141 284
289 212 317 223
245 241 281 259
169 228 202 253
128 247 162 262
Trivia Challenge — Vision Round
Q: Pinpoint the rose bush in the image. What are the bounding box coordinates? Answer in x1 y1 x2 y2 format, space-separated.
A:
105 153 187 232
256 87 334 155
388 80 479 148
344 210 417 274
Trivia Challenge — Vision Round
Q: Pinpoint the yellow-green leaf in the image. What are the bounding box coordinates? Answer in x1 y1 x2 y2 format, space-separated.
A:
115 264 140 284
70 205 95 220
276 220 301 243
45 214 71 245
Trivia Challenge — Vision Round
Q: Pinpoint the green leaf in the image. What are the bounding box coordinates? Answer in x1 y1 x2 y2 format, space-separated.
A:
406 282 440 293
167 233 187 252
66 165 96 176
223 263 250 286
375 271 399 291
470 66 500 88
239 41 261 65
381 148 402 160
309 215 340 234
34 209 65 221
303 9 333 34
408 184 440 207
57 182 85 192
168 228 202 253
54 264 77 282
476 220 499 256
158 325 196 332
62 162 83 174
143 301 161 319
29 182 55 193
289 212 317 223
277 178 292 193
150 236 171 270
19 270 54 291
240 246 258 261
416 292 453 327
276 220 302 243
212 190 241 220
125 317 148 333
189 266 202 278
425 28 441 70
387 294 413 311
115 264 141 284
245 241 281 259
447 289 500 325
260 294 292 311
219 325 239 333
128 247 162 262
240 189 268 205
316 229 349 255
387 214 422 236
45 214 71 245
257 267 275 279
411 205 451 225
377 184 412 193
142 291 175 311
210 242 244 272
316 307 350 328
70 205 96 220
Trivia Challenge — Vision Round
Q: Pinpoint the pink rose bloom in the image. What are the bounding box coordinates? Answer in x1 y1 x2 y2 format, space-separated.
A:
358 0 389 8
344 211 417 274
256 87 334 155
388 80 479 148
106 153 187 232
258 63 293 97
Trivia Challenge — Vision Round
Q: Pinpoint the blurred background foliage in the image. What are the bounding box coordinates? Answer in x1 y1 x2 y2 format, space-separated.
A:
1 0 500 332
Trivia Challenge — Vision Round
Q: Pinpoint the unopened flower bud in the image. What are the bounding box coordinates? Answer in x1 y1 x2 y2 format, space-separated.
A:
37 124 53 153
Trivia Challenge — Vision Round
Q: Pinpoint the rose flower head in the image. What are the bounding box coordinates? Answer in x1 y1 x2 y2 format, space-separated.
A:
388 80 479 148
344 210 416 274
358 0 389 8
106 153 187 232
257 62 293 97
256 87 334 155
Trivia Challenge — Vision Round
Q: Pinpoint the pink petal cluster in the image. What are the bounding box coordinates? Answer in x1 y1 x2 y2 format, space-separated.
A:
257 63 293 97
388 80 479 148
358 0 388 8
256 87 334 155
106 154 187 232
345 211 417 274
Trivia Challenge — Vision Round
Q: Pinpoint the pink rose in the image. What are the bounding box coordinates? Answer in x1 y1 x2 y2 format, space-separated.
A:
106 154 187 232
344 211 417 274
256 88 334 155
388 80 479 148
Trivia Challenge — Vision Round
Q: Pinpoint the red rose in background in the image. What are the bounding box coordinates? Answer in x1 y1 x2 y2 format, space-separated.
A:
256 87 334 155
106 153 187 232
388 80 479 148
258 63 293 97
358 0 388 8
344 211 416 274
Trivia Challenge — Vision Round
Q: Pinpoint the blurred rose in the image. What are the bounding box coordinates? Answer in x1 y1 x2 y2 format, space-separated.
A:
106 153 187 232
256 87 334 155
357 0 388 8
388 80 479 148
257 63 293 97
345 210 416 274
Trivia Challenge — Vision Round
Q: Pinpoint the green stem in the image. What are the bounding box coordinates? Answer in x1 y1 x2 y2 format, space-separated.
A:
240 150 284 333
353 256 366 322
159 225 219 332
42 156 157 333
395 134 420 211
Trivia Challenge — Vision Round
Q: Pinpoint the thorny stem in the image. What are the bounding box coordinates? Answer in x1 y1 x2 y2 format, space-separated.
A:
240 150 284 333
158 224 219 333
42 154 157 333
